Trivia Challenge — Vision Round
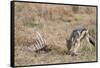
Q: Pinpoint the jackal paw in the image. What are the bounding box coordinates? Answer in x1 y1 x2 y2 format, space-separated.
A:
71 52 78 56
66 51 79 56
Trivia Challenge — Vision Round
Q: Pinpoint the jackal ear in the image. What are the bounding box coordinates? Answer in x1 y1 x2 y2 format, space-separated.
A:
66 39 71 45
66 39 70 42
66 39 72 50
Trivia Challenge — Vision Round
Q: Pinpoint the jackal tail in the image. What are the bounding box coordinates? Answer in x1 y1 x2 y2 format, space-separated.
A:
89 35 96 46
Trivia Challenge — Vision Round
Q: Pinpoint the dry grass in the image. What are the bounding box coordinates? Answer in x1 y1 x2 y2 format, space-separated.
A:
14 2 97 66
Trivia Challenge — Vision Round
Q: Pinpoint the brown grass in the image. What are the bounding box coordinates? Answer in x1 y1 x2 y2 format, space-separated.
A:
14 2 97 66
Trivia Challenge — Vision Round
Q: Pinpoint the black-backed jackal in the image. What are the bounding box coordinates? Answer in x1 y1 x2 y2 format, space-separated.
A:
67 27 96 56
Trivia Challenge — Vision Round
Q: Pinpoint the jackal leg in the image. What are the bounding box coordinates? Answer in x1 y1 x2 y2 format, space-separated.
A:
71 39 80 56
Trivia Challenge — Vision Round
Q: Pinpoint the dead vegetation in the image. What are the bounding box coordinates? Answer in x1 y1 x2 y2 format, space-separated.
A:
14 2 97 66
